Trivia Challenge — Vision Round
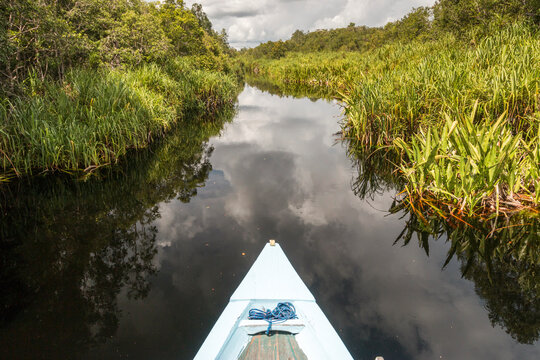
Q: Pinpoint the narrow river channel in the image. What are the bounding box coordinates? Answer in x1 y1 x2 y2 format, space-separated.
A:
1 85 538 360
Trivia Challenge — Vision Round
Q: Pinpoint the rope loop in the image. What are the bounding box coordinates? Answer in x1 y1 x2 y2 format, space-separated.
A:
248 302 297 335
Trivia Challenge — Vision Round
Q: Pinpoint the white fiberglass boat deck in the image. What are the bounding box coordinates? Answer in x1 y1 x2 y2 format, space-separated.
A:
194 241 353 360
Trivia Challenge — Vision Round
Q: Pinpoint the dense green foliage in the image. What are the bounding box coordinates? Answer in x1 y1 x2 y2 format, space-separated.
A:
0 0 232 96
242 0 540 215
242 0 540 341
1 0 240 178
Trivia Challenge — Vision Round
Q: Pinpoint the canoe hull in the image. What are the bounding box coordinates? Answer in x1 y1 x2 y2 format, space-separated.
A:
194 243 353 360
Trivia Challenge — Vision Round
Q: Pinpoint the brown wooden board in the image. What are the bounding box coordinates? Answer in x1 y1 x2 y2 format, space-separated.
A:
237 332 308 360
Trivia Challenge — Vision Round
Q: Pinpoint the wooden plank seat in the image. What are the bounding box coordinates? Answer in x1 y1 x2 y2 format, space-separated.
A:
238 332 308 360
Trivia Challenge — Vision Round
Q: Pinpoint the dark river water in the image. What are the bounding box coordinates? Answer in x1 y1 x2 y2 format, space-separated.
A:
1 85 539 360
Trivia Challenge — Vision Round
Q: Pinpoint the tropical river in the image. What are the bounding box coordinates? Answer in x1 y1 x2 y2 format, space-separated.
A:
0 85 538 360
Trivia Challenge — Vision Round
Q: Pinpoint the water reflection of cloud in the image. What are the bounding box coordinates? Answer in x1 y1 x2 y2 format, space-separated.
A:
220 150 304 226
91 86 540 360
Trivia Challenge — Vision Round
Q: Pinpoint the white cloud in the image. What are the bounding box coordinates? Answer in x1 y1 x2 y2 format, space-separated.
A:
186 0 436 48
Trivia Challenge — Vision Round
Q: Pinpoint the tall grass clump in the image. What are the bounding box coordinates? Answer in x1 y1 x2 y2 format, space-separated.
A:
343 23 540 146
0 63 240 178
242 51 358 92
162 57 241 113
394 104 538 216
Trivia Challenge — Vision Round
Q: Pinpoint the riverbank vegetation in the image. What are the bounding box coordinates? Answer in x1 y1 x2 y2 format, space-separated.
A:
0 0 241 180
241 0 540 216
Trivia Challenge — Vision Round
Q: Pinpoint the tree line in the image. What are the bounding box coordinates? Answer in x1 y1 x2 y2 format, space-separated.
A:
242 0 540 59
0 0 231 97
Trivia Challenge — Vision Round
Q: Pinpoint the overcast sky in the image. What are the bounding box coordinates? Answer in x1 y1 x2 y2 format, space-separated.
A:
185 0 436 48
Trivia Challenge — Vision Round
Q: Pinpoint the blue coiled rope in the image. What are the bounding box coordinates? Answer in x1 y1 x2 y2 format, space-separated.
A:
248 302 297 335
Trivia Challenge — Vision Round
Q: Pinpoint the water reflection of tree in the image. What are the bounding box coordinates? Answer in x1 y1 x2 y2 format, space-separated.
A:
348 144 403 201
347 143 539 345
391 202 540 345
0 111 235 359
464 250 539 344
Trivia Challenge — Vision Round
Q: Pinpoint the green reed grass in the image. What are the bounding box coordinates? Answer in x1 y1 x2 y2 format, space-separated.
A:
242 22 540 213
246 23 539 144
394 104 534 215
0 60 239 177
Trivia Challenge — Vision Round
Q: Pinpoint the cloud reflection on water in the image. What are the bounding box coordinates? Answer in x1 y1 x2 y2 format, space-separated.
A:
89 86 539 360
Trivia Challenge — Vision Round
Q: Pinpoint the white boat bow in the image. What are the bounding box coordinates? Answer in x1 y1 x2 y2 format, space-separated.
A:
194 241 354 360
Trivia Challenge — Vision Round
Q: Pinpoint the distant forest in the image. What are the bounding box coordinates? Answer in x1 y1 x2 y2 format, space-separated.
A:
242 0 540 58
